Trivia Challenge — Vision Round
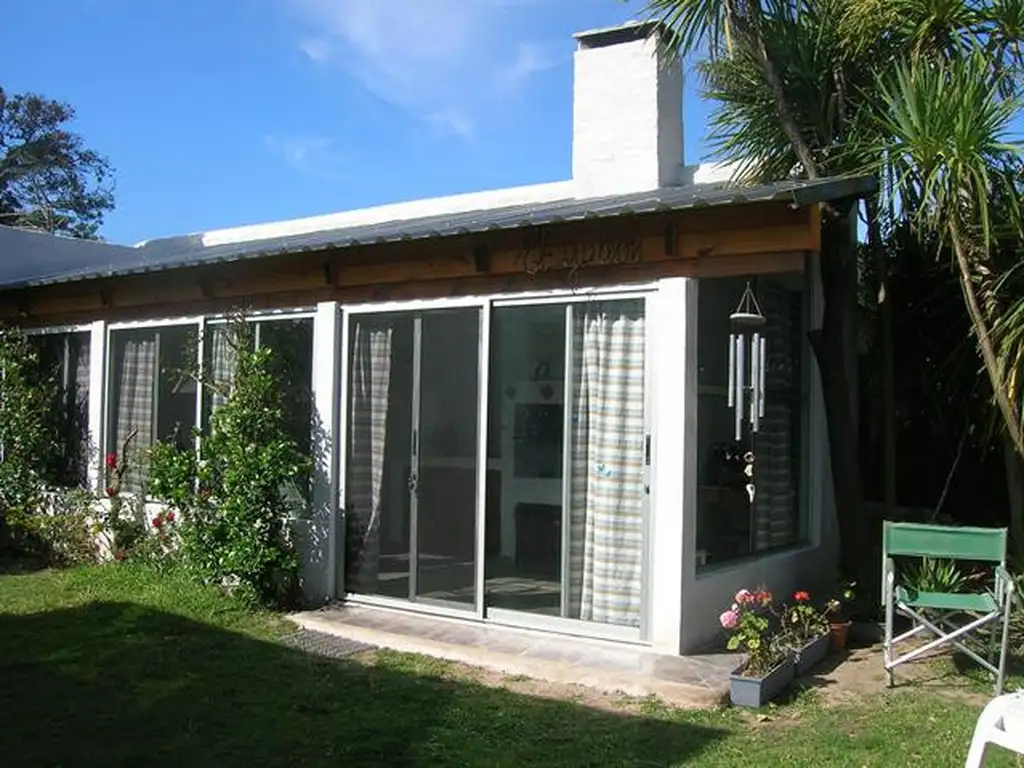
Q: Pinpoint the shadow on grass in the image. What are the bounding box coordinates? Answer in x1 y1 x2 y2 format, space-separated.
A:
0 602 727 767
0 553 49 575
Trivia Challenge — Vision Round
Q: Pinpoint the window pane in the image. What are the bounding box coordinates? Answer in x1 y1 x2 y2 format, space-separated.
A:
28 332 90 487
696 275 805 567
202 319 314 460
107 325 197 491
258 318 314 459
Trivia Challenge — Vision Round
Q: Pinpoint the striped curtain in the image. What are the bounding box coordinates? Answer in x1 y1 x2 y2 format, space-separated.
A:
753 283 801 551
568 300 646 627
111 332 158 493
345 319 394 594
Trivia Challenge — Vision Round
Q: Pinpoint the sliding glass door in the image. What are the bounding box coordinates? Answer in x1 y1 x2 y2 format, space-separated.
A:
343 306 481 610
485 298 648 632
341 294 648 636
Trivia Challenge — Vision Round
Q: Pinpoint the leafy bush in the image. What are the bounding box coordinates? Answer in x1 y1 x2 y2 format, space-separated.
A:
0 329 59 551
148 319 311 607
20 489 98 566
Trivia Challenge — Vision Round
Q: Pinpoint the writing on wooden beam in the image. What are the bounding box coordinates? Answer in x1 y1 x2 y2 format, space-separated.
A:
515 238 643 276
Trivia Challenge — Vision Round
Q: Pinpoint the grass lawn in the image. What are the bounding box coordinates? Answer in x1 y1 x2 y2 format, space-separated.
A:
0 562 1019 767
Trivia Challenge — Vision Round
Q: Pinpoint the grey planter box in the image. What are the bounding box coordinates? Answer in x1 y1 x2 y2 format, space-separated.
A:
729 656 796 707
793 633 830 675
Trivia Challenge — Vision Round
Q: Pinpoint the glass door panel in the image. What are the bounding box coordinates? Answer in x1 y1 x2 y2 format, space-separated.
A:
414 308 481 607
483 297 647 630
343 306 481 611
344 313 415 600
484 305 567 616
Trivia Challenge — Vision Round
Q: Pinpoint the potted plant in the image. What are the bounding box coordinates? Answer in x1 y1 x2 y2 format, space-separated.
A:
721 588 795 707
825 579 857 652
781 590 830 674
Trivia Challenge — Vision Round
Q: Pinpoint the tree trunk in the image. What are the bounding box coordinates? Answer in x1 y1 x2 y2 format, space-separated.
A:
808 213 875 607
1003 434 1024 562
949 221 1024 457
867 202 898 521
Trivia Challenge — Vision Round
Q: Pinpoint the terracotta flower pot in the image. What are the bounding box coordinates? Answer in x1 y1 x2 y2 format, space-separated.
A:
828 619 852 652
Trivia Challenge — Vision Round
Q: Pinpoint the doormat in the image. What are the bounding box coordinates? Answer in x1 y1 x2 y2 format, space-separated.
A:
280 629 376 660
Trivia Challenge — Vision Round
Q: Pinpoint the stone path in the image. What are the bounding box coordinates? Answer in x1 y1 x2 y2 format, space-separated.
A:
290 604 740 709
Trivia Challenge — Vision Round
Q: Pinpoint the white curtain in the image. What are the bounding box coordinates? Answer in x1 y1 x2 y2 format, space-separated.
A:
345 320 393 593
568 300 646 627
112 332 158 493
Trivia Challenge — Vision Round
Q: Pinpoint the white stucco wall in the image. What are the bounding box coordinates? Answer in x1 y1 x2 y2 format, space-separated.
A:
572 25 683 197
295 301 341 604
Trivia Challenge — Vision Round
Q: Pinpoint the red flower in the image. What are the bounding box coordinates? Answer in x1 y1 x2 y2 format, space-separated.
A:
794 591 810 602
152 516 163 529
165 510 175 523
105 486 117 497
105 452 118 470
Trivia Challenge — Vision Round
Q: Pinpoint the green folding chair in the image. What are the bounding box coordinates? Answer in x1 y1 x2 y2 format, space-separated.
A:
882 521 1015 694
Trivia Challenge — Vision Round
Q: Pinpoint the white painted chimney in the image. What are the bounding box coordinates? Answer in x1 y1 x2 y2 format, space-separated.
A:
571 21 684 197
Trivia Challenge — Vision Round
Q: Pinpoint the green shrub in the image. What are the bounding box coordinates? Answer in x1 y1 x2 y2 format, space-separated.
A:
0 329 59 552
17 489 98 566
148 319 311 607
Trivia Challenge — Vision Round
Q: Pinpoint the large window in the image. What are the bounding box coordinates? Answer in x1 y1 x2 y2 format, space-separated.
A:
28 331 91 487
695 275 806 567
107 324 198 491
106 317 315 494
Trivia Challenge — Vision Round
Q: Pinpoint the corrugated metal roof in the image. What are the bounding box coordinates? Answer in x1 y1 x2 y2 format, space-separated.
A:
0 175 875 290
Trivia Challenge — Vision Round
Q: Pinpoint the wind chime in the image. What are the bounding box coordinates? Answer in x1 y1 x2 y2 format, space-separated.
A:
727 282 767 503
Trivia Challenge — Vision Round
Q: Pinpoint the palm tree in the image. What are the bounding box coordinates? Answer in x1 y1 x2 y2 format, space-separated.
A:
643 0 1024 567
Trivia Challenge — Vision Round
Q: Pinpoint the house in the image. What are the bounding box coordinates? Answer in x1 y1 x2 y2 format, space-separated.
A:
0 21 871 655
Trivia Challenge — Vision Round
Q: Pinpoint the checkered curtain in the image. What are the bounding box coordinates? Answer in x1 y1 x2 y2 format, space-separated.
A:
567 300 646 627
111 331 157 493
71 334 91 486
205 325 237 417
345 319 394 594
753 283 801 551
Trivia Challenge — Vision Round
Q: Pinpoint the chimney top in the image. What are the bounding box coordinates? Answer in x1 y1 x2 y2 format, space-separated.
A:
573 19 662 50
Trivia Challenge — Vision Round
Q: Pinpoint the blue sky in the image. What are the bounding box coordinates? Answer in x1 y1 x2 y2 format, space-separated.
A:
0 0 713 244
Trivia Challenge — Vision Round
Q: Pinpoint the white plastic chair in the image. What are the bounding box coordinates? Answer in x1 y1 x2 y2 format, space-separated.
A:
965 691 1024 767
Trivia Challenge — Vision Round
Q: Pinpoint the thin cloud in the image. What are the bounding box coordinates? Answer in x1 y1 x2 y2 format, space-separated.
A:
264 134 347 181
289 0 553 138
494 42 554 94
298 37 331 63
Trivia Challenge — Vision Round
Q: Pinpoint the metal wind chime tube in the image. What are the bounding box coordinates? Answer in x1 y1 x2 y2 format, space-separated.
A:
726 282 768 443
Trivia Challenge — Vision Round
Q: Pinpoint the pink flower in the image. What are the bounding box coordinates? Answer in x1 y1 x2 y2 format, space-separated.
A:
719 609 739 629
105 452 118 471
734 589 752 604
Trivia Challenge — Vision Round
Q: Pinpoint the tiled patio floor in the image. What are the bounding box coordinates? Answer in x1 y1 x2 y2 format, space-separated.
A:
291 604 740 708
